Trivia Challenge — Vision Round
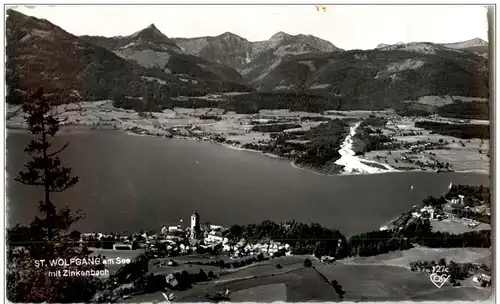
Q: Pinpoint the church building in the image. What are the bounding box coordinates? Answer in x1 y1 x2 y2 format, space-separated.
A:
190 210 201 240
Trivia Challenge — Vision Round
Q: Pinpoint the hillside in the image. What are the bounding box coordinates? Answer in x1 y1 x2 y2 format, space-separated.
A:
5 8 161 103
253 43 489 111
6 9 251 107
7 9 489 114
442 38 489 58
81 26 250 94
173 32 254 71
173 31 343 83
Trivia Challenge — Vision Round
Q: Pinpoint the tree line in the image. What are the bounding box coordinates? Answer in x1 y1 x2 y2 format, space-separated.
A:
185 253 267 269
438 101 489 120
228 215 491 261
414 121 489 140
445 184 490 205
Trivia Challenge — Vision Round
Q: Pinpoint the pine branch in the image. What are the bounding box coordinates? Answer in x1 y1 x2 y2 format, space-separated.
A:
46 143 69 158
13 178 44 186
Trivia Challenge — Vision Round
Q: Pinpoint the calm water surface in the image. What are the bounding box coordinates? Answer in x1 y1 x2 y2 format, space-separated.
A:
6 130 490 236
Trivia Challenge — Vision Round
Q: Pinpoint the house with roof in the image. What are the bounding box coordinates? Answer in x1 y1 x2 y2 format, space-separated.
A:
236 238 247 248
206 231 225 244
473 273 492 287
165 273 179 288
321 256 336 263
210 224 223 230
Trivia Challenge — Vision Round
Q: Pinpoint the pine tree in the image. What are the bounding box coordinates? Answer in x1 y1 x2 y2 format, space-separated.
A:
7 87 99 302
14 87 80 241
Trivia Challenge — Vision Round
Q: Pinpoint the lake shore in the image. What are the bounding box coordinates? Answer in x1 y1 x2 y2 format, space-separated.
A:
6 123 489 178
7 102 490 177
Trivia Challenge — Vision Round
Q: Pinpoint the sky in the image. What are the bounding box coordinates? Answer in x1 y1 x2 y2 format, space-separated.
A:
10 5 489 50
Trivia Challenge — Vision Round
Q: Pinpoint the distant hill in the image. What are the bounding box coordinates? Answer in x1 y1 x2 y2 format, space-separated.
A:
442 38 489 58
376 38 489 58
81 25 250 93
173 32 254 71
6 8 156 103
173 31 343 83
253 44 489 111
5 9 251 107
6 9 489 114
442 37 488 50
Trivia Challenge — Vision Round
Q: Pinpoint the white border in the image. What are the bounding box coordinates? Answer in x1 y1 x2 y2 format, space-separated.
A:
1 2 496 304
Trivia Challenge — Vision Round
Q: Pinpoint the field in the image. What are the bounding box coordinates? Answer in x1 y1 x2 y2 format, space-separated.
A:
362 118 489 174
177 267 337 302
312 263 432 301
150 263 221 276
431 217 491 234
125 252 492 302
409 287 491 301
229 283 287 302
338 247 491 268
214 256 306 281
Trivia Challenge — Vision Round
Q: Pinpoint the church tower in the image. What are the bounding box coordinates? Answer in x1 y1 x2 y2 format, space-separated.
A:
190 210 200 240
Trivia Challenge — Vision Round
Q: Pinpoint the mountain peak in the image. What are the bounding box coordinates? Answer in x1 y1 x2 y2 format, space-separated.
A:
146 23 158 30
139 23 162 35
442 37 488 50
218 31 242 39
120 22 181 52
376 43 389 49
469 37 488 45
270 31 290 39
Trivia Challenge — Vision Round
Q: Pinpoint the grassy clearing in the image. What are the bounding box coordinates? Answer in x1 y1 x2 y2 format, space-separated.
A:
312 263 431 301
173 256 337 302
215 257 304 281
230 283 287 302
131 253 492 302
409 286 492 301
358 116 490 173
217 268 337 302
150 263 221 276
339 247 491 267
431 218 476 234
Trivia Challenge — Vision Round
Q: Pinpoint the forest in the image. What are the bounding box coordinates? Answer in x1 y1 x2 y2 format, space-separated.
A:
414 121 490 139
438 101 489 120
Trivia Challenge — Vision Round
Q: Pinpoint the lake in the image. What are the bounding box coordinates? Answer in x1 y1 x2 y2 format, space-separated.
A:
6 130 490 236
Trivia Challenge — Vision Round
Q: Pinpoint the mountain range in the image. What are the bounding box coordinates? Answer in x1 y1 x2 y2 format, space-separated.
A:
6 9 490 113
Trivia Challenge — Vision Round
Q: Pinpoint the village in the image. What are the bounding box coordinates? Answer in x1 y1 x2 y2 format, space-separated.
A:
383 183 491 234
81 182 492 303
81 210 293 261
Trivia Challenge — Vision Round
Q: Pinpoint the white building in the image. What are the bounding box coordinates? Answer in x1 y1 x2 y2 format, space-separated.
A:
209 224 223 230
206 231 224 243
223 243 232 252
190 210 200 240
236 238 247 248
113 243 133 250
412 212 421 218
168 225 182 232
